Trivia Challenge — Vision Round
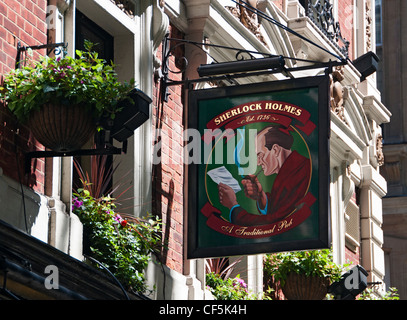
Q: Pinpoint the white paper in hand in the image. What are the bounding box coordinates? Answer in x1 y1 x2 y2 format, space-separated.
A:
207 166 241 193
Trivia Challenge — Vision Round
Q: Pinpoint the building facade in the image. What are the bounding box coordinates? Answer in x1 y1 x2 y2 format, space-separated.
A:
377 0 407 300
0 0 390 299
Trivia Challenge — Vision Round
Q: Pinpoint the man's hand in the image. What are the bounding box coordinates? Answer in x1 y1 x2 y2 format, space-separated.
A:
218 183 238 209
241 175 267 210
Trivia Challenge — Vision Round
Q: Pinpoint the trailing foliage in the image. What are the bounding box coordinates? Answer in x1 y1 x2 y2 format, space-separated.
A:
204 256 258 300
264 249 348 287
72 187 161 293
205 257 242 280
357 287 399 300
0 40 135 122
206 272 257 300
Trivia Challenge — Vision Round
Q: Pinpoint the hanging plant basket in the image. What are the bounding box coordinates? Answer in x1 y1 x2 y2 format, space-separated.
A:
1 41 136 153
281 272 330 300
28 103 96 152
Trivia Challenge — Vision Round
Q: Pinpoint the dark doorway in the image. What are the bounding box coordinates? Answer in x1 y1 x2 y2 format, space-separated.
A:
75 10 114 62
73 10 115 196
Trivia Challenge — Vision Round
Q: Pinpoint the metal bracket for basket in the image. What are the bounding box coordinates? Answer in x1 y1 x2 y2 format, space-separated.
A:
24 142 127 174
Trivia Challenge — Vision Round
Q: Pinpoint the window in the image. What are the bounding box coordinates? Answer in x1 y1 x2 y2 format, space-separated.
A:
73 10 115 195
375 0 382 46
375 0 383 94
75 10 114 61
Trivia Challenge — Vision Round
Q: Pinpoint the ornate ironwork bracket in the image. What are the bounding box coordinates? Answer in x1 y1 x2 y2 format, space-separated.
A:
159 34 348 104
159 34 285 103
15 41 67 69
305 0 350 57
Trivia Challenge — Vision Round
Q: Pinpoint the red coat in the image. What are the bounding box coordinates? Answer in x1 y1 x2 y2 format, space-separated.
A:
231 151 311 226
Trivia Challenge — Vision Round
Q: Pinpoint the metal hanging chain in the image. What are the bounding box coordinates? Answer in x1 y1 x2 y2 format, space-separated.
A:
165 36 335 66
164 37 278 60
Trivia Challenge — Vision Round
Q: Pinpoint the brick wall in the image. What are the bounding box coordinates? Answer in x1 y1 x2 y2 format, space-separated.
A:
0 0 48 194
345 246 360 266
345 195 361 266
271 0 284 11
152 25 185 274
337 0 354 60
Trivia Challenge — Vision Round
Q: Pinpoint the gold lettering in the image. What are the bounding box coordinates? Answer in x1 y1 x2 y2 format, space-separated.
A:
221 225 234 234
246 104 260 111
263 102 303 117
213 101 303 128
277 218 293 231
238 115 255 125
235 227 248 236
279 104 291 113
235 225 277 237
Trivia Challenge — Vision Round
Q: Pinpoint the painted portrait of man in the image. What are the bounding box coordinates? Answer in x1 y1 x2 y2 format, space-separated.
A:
218 125 311 226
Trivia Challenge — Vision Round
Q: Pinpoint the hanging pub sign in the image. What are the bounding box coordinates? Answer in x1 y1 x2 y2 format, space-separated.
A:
187 75 331 259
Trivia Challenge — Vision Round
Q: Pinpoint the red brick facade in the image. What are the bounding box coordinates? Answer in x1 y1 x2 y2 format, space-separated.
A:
337 0 354 60
152 25 185 274
272 0 284 11
345 246 360 266
0 0 47 194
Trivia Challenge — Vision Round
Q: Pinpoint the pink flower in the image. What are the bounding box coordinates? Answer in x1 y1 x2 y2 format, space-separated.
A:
72 198 83 210
113 214 128 227
234 277 247 288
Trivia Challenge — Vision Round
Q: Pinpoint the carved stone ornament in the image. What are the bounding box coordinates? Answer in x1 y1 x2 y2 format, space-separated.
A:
153 0 169 70
226 1 268 47
330 66 348 125
110 0 135 18
365 0 372 52
376 134 384 166
56 0 71 12
342 161 355 208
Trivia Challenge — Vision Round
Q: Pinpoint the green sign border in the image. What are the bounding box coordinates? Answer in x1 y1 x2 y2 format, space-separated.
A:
187 75 331 259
